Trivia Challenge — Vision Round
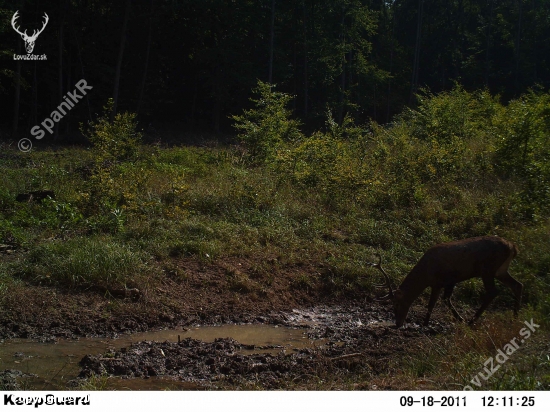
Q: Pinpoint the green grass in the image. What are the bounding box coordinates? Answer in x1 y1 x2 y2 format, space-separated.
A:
76 373 110 390
390 315 550 391
0 141 548 303
18 236 147 288
0 87 548 309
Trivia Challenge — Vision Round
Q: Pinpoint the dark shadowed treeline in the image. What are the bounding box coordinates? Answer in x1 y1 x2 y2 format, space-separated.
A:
0 0 549 140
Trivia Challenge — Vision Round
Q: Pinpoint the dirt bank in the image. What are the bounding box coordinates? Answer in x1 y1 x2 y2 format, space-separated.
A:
1 256 361 341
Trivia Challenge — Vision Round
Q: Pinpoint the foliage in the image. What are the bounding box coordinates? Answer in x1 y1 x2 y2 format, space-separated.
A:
3 0 550 134
274 86 550 224
232 80 303 162
401 86 501 143
81 98 142 163
79 100 150 220
0 86 548 314
493 90 550 218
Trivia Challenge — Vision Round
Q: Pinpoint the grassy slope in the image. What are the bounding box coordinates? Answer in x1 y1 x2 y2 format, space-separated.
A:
0 142 548 389
1 88 549 389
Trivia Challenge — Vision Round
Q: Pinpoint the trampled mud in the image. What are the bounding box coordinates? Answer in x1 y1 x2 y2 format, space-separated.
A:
76 304 450 389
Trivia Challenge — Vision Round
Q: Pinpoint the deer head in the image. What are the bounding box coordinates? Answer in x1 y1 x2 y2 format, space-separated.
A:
370 254 410 328
12 11 49 54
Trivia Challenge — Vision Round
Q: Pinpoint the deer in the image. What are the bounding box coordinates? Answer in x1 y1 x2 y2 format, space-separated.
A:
11 11 49 54
369 236 523 328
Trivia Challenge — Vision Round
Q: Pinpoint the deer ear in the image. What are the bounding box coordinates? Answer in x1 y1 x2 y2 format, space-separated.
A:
394 289 404 300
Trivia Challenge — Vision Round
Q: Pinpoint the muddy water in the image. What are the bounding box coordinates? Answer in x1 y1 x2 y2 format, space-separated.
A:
0 324 312 390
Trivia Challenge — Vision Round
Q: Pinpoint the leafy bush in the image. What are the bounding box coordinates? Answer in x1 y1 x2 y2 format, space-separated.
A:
493 90 550 217
402 85 500 143
78 108 190 222
232 80 303 162
273 111 374 208
271 85 550 226
81 98 142 162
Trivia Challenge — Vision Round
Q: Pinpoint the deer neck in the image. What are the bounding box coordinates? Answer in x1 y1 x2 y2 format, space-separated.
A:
397 267 430 303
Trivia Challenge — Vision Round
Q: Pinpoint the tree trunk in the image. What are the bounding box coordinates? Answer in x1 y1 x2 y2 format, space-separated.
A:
484 0 494 87
514 0 523 93
302 0 308 117
113 0 131 119
348 50 353 108
373 82 377 121
293 39 297 112
338 7 346 124
213 93 221 133
190 79 198 129
12 41 22 139
410 0 424 104
212 70 221 133
268 0 276 83
55 16 64 141
458 0 465 78
386 1 395 122
31 62 38 126
65 53 72 134
531 0 537 81
71 22 92 121
137 0 154 115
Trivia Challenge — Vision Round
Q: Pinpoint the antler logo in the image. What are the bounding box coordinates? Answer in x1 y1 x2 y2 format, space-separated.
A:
11 10 49 54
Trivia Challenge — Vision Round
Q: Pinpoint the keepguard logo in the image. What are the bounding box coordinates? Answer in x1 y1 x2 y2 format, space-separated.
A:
4 394 90 407
11 10 48 60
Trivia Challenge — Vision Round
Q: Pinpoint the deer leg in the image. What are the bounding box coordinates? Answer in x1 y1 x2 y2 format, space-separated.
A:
469 276 498 325
497 272 523 317
443 284 464 322
424 287 442 326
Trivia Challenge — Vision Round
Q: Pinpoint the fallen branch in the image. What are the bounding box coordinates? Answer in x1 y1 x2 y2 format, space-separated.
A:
330 353 362 361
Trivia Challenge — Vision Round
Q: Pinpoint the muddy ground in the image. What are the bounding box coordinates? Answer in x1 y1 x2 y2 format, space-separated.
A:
1 257 324 341
0 256 455 341
77 304 452 389
1 255 460 389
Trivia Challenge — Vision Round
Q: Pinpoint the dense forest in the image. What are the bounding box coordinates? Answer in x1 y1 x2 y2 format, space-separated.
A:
1 0 549 139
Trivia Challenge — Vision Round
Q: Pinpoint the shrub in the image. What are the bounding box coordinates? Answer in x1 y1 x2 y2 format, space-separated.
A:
232 80 303 162
494 90 550 217
81 98 142 162
402 85 500 143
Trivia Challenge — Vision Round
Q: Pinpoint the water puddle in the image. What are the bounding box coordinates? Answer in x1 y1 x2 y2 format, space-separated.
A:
0 305 395 390
0 324 311 390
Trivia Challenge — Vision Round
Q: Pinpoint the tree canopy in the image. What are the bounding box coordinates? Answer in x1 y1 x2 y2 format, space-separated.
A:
1 0 549 139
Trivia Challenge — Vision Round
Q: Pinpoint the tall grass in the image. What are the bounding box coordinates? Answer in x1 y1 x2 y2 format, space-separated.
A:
20 237 146 288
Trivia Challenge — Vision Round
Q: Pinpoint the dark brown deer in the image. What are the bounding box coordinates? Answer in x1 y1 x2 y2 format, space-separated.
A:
370 236 523 327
